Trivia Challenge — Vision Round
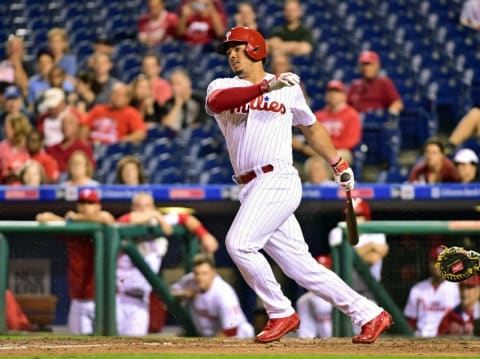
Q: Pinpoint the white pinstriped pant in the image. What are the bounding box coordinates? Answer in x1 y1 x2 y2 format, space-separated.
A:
225 167 383 327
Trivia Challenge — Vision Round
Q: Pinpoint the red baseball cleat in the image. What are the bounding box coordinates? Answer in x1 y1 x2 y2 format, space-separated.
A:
255 313 300 343
352 311 392 344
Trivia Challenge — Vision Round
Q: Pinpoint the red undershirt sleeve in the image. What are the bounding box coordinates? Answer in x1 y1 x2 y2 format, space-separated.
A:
207 84 264 114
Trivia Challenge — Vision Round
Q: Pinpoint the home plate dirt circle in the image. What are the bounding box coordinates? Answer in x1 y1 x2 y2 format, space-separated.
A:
0 337 478 356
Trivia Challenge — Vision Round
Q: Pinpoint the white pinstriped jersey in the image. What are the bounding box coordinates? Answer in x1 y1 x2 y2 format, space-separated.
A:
205 74 316 175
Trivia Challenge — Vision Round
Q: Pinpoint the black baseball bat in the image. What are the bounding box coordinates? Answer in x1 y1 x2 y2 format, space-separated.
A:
340 173 359 246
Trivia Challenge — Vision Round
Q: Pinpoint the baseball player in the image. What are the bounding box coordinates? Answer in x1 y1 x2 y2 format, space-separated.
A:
404 245 461 337
36 188 116 335
437 274 480 335
295 255 333 338
171 253 254 338
116 192 219 335
205 26 391 344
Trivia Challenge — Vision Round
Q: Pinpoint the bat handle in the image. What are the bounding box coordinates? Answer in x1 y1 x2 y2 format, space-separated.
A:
340 173 352 195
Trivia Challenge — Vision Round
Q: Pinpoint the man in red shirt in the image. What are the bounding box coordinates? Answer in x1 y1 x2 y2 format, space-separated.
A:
347 51 403 114
177 0 227 45
46 110 94 178
138 0 178 47
82 83 147 145
293 80 361 164
36 189 115 335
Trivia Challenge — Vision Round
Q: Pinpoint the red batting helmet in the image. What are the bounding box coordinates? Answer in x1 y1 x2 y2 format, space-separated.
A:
216 26 267 61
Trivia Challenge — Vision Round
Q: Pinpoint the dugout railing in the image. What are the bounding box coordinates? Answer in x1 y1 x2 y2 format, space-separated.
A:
332 220 480 337
0 221 198 335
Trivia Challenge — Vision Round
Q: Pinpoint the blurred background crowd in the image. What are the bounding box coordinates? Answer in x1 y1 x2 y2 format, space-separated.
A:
0 0 479 188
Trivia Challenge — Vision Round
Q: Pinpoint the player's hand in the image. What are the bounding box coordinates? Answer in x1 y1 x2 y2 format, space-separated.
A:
200 233 219 254
331 157 355 190
262 72 300 93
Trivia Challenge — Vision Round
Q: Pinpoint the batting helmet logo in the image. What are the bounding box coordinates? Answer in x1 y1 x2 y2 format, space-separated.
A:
216 26 267 61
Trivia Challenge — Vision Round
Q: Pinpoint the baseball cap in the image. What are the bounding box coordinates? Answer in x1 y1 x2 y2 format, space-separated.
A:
454 148 479 165
358 50 380 63
78 188 100 204
428 245 444 262
326 80 345 92
41 88 65 110
3 85 21 99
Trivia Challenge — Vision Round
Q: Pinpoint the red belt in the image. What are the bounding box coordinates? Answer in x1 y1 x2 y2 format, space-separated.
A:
235 164 274 184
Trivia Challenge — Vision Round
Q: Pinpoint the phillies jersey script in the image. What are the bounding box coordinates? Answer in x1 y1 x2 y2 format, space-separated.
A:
206 74 315 175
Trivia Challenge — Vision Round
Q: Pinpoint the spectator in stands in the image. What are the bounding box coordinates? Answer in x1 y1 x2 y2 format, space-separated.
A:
141 53 172 106
0 113 31 184
0 35 34 96
404 245 460 337
176 0 227 45
408 138 460 184
36 188 115 335
347 50 403 114
302 156 336 185
115 155 148 185
19 160 48 186
90 52 119 105
70 70 100 114
82 82 146 145
460 0 480 30
138 0 179 47
171 253 254 338
296 255 333 338
454 148 479 184
47 28 77 78
0 85 34 137
116 192 173 336
62 150 99 186
294 80 361 165
130 75 163 127
27 48 55 109
46 110 94 180
266 0 313 56
85 36 120 79
160 69 209 131
234 2 264 35
268 51 292 75
26 129 59 183
36 87 68 147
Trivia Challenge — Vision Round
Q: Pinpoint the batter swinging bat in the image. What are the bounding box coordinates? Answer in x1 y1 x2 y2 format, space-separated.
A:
340 173 359 246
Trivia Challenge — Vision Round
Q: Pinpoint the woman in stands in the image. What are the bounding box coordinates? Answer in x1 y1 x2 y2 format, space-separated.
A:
62 150 99 186
115 155 148 185
48 28 77 78
130 75 163 128
19 160 48 186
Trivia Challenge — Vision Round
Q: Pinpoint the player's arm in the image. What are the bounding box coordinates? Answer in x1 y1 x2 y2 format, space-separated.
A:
128 210 174 236
36 212 65 222
355 242 389 265
65 210 116 224
178 213 218 253
206 73 300 114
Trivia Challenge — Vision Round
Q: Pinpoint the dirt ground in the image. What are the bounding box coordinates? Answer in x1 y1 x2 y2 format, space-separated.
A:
0 337 479 357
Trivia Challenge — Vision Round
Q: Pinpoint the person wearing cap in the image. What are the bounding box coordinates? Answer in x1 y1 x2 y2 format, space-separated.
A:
35 87 69 147
404 245 460 337
0 85 34 138
36 188 115 334
266 0 313 56
137 0 179 47
295 255 333 338
347 50 403 114
408 137 460 184
437 274 480 335
295 80 361 165
454 148 479 183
